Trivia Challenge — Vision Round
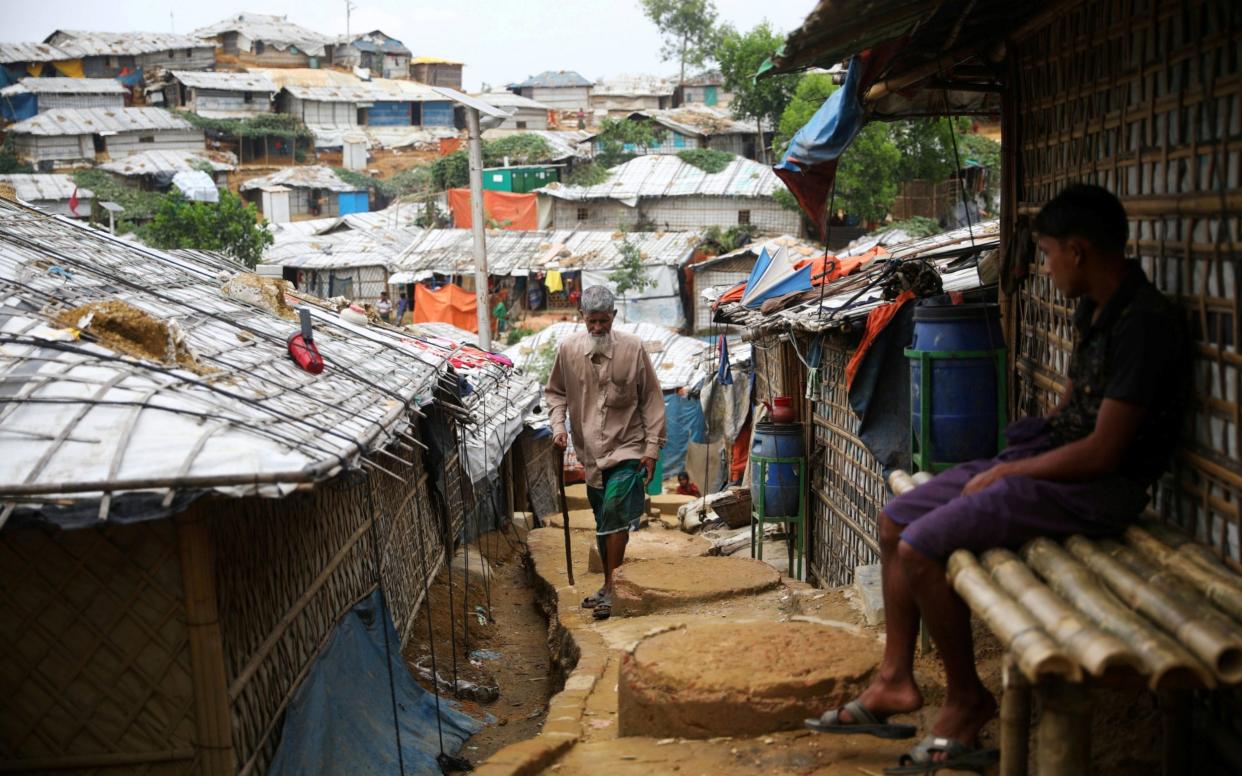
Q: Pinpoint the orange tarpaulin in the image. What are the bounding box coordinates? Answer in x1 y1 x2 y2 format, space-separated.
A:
413 283 478 332
447 188 538 230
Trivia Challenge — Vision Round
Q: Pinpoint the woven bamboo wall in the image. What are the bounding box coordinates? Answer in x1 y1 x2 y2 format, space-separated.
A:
1011 0 1242 566
809 342 887 586
0 520 197 774
212 438 447 775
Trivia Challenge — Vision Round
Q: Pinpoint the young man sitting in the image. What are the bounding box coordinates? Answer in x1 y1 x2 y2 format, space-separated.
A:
806 184 1185 773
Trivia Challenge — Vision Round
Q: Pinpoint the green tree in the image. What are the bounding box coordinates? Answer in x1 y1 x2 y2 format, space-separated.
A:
715 21 797 162
640 0 719 86
0 135 33 174
594 117 666 167
143 190 274 269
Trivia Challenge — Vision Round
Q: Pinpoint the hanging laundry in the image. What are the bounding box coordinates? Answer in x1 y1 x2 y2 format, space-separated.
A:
545 270 563 293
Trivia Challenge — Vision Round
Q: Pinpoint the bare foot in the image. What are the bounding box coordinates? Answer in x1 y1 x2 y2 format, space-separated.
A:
838 674 924 723
928 689 998 759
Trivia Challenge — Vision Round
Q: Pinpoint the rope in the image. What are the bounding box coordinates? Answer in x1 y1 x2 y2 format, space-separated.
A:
365 483 407 776
815 183 838 321
409 458 448 758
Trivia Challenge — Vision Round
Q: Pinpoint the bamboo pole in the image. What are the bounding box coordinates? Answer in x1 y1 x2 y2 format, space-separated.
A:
911 471 935 486
1124 525 1242 624
175 505 236 776
946 550 1080 683
1096 538 1242 683
1000 658 1031 776
1034 679 1091 776
888 469 918 496
981 548 1141 679
1022 538 1214 691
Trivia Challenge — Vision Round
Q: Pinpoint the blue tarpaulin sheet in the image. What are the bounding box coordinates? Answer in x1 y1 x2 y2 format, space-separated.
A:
370 100 413 126
1 91 37 121
270 590 482 776
338 190 370 215
421 101 455 127
660 393 707 480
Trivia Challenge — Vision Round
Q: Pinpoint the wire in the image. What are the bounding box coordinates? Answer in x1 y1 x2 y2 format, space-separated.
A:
815 183 838 321
409 460 448 758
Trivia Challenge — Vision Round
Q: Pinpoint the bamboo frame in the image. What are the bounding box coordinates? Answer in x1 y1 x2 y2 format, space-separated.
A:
1000 658 1032 776
947 550 1079 683
981 548 1141 680
1022 539 1214 691
1124 525 1242 624
1033 679 1091 776
175 505 235 775
1066 536 1242 684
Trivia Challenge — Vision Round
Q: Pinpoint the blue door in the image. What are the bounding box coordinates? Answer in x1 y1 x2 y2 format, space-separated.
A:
338 191 369 215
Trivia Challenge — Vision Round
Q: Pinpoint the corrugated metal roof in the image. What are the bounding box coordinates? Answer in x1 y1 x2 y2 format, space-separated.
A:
513 71 593 89
481 129 593 162
194 13 333 56
99 149 237 176
0 174 92 202
311 125 460 150
592 74 676 98
6 107 196 136
0 42 73 64
0 77 127 96
691 234 821 272
343 31 412 56
474 91 551 111
266 205 428 239
503 322 709 391
240 166 363 193
537 154 784 203
46 30 213 57
392 228 699 276
682 70 725 86
169 70 278 92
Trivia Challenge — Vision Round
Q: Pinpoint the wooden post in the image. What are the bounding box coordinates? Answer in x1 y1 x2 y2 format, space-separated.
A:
175 505 235 776
1001 658 1031 776
1034 679 1090 776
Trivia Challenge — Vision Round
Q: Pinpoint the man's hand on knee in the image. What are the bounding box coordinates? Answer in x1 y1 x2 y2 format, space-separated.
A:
961 462 1014 496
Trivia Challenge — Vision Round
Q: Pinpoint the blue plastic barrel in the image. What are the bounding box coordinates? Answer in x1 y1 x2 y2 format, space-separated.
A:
750 422 804 517
909 303 1004 464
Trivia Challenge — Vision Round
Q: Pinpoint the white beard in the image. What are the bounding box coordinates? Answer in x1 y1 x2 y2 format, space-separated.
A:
589 333 610 356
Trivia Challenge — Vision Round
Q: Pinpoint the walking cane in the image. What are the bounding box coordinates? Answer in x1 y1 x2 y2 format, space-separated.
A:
556 446 575 586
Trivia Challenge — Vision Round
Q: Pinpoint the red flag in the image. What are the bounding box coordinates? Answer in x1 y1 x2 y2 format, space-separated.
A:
68 186 79 216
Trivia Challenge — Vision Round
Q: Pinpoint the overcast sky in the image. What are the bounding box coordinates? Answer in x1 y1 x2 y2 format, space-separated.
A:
2 0 816 91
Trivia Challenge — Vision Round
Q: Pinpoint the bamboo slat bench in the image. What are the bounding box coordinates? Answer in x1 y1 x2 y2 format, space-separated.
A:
888 470 1242 775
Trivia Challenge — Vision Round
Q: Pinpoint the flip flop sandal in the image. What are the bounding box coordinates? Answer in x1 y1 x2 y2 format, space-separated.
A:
581 590 606 609
883 734 999 775
592 597 612 620
805 698 917 739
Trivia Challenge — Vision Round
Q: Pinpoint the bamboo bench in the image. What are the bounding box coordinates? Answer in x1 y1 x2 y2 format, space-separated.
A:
888 470 1242 775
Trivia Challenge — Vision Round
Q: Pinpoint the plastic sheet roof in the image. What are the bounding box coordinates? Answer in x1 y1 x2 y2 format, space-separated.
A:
717 221 1001 332
503 322 709 391
1 78 127 96
46 30 213 57
592 74 676 97
240 166 363 193
0 197 460 525
0 174 92 203
169 70 278 93
99 149 237 176
312 125 461 150
513 71 593 88
536 154 786 204
268 206 426 238
635 105 763 138
342 31 412 56
0 42 72 64
194 13 333 56
264 228 424 270
6 107 195 136
390 229 700 278
474 91 552 111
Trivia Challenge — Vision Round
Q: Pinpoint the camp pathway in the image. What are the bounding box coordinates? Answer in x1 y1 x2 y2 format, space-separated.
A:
472 517 940 775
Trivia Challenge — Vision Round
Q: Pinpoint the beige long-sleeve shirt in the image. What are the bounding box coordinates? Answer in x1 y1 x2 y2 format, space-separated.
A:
544 330 667 488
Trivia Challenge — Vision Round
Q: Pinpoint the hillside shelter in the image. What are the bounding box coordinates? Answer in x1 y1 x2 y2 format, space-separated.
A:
0 78 126 121
5 107 204 168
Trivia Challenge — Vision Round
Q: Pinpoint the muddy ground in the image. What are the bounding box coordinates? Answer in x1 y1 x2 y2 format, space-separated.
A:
403 524 556 769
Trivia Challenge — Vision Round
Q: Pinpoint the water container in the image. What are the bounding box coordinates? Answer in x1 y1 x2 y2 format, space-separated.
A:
750 422 804 517
908 303 1005 466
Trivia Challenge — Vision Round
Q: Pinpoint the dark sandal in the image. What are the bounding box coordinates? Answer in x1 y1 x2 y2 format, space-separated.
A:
884 734 999 775
592 597 612 620
805 698 917 739
581 590 605 609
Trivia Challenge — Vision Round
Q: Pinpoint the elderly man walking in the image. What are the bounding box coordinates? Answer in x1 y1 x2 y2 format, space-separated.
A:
545 286 666 620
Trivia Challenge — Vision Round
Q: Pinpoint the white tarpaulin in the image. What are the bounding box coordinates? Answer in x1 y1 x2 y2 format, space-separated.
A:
171 170 219 203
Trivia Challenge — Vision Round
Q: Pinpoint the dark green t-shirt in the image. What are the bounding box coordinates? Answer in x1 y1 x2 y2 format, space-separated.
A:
1049 262 1186 484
